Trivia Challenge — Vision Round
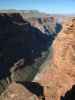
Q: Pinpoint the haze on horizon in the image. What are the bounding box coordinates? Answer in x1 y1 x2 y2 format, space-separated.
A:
0 0 75 14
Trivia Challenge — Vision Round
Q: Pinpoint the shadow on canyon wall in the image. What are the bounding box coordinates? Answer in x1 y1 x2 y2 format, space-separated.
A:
16 81 45 100
0 13 62 81
61 85 75 100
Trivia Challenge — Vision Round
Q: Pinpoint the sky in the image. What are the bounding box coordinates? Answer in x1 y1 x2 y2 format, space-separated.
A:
0 0 75 14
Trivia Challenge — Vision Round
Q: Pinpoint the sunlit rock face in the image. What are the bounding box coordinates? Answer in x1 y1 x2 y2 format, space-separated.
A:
0 82 33 100
33 18 75 100
0 13 75 100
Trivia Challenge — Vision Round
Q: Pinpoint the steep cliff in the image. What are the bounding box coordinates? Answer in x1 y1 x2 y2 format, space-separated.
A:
0 13 52 94
0 13 59 96
33 17 75 100
0 13 64 100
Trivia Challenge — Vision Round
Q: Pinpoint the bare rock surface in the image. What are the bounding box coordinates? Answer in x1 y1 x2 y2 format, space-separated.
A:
33 17 75 100
0 82 34 100
1 13 75 100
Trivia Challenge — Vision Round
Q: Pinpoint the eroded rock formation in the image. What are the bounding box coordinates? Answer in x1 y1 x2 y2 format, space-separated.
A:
0 13 60 96
33 17 75 100
0 13 63 100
